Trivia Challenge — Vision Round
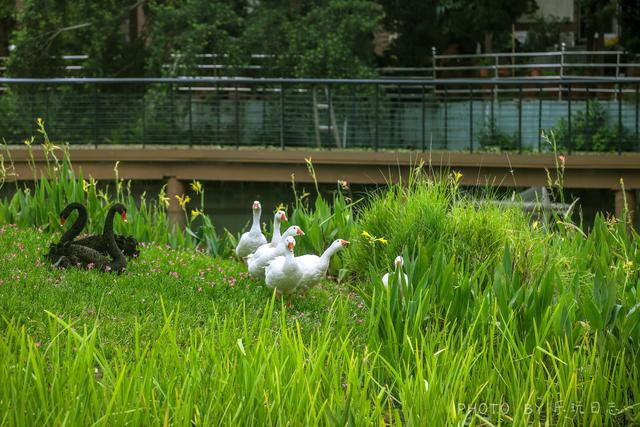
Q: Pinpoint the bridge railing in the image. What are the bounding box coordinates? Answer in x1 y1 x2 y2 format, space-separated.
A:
0 77 639 154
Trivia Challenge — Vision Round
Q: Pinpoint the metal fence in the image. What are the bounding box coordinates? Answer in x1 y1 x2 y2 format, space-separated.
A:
1 77 639 153
4 46 640 79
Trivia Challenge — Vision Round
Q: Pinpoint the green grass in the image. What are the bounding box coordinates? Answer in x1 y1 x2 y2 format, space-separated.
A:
2 213 640 424
1 127 640 424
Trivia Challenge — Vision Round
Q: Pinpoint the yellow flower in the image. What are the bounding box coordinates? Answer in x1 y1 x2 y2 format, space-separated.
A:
452 170 463 183
175 194 191 209
275 202 287 212
532 220 540 230
191 208 203 219
23 137 34 147
190 180 203 195
361 230 388 246
624 260 634 272
37 117 44 127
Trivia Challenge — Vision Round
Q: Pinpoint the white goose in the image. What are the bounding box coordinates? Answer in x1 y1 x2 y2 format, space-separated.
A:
247 225 304 279
296 239 349 294
266 236 303 295
235 201 268 258
270 210 287 246
382 256 409 297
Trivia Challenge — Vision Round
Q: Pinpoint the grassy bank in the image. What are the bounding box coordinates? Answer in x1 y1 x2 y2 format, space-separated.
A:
1 128 639 424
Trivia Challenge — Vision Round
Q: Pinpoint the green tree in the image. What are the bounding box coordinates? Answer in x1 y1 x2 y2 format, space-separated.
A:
146 0 246 76
380 0 537 66
243 0 383 78
619 0 640 54
6 0 146 77
579 0 617 51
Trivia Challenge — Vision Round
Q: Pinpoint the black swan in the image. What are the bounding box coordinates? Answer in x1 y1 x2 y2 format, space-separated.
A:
47 202 139 261
59 203 128 273
45 202 86 266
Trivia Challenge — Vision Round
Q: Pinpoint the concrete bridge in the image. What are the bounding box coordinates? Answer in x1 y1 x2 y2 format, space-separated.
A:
4 147 639 223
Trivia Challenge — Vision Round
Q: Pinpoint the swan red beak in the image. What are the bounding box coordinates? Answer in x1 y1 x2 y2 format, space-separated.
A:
60 216 66 225
121 211 128 223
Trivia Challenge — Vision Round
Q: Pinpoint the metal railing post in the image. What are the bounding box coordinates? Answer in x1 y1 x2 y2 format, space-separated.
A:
538 86 542 152
279 83 285 150
326 84 332 150
170 83 175 143
567 84 572 154
518 86 522 153
491 85 495 141
93 85 99 148
216 83 221 138
421 84 426 152
234 85 240 149
586 87 591 148
188 84 193 147
431 47 437 80
374 83 379 151
444 86 448 149
142 86 146 148
618 84 623 154
469 87 473 153
560 43 566 79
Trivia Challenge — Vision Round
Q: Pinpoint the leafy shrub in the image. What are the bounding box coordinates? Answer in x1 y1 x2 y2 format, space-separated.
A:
478 118 518 151
552 101 635 152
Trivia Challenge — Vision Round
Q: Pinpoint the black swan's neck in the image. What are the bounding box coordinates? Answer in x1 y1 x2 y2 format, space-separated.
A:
59 203 87 244
103 206 126 268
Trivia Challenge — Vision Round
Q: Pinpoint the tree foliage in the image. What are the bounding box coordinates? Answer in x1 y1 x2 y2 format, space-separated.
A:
146 0 246 76
380 0 537 66
244 0 383 77
619 0 640 54
7 0 146 77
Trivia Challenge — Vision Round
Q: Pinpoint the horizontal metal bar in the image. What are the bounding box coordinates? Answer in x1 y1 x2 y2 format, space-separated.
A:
434 64 560 71
436 50 625 60
436 51 562 59
3 77 640 85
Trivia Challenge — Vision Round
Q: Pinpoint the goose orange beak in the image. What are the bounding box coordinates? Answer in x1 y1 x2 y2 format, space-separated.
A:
296 228 305 235
287 241 295 251
282 213 288 221
340 240 350 246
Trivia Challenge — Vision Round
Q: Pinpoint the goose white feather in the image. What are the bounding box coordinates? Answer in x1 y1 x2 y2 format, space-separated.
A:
235 201 268 258
265 236 303 295
382 256 409 296
270 210 287 246
296 239 349 293
248 225 304 279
